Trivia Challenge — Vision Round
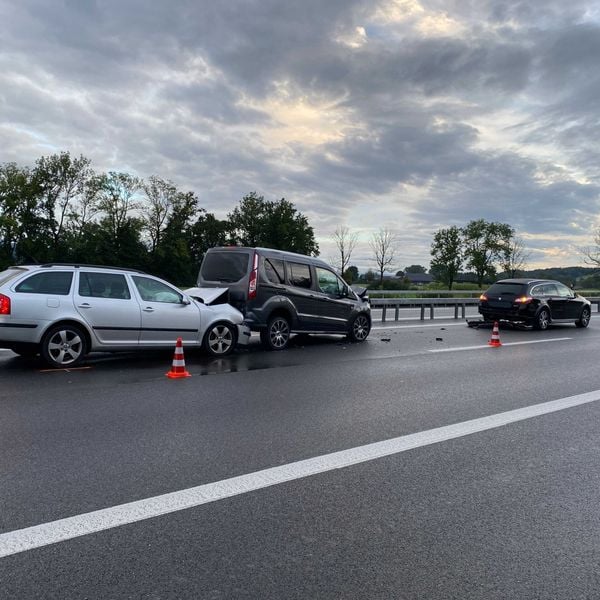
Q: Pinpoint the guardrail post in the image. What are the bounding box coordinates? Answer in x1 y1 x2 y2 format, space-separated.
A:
394 304 399 321
382 305 387 322
429 304 434 319
462 303 466 319
454 304 459 319
420 305 425 320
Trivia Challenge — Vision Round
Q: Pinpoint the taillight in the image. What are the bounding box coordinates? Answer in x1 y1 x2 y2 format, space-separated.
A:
514 296 533 304
479 294 488 301
248 252 258 300
0 293 11 315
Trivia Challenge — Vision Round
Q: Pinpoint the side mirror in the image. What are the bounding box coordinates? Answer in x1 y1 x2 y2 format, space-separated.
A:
181 296 191 305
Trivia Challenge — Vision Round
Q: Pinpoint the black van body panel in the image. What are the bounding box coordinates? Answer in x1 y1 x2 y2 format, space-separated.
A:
197 246 371 338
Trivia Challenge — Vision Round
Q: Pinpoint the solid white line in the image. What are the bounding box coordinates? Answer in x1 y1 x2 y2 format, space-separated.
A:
1 386 598 559
373 322 467 330
428 337 572 353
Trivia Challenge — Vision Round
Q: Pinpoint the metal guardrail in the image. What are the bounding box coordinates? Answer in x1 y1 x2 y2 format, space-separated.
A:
369 297 600 322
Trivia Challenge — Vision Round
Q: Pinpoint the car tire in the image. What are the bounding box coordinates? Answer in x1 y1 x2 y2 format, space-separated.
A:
203 322 237 356
348 314 371 342
41 323 87 368
261 315 291 350
11 343 39 358
534 308 550 331
576 306 591 328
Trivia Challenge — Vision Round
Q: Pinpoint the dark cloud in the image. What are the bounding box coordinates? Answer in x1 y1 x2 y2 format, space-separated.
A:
1 0 600 267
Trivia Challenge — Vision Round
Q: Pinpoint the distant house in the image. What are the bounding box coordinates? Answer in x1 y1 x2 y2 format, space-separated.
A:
405 273 433 285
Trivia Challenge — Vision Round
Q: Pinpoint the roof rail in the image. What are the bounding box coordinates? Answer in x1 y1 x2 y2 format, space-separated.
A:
38 263 147 274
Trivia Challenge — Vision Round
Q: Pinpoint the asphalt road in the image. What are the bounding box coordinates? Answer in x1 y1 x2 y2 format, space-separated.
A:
2 318 600 599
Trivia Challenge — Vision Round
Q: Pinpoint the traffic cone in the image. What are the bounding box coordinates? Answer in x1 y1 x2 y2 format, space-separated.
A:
488 321 502 347
166 337 191 378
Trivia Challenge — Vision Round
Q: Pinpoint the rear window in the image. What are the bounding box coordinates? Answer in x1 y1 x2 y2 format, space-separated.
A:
0 268 27 286
15 271 73 295
201 251 251 283
485 283 526 296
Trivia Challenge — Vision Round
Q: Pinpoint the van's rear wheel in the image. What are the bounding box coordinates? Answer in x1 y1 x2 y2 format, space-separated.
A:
261 315 290 350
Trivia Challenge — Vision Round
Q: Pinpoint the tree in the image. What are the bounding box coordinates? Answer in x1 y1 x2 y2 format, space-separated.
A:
0 162 48 266
499 235 529 278
227 192 268 247
404 264 427 274
462 219 513 286
430 226 463 289
369 227 399 287
343 265 359 284
228 193 318 255
140 176 180 254
34 152 93 257
93 172 146 267
581 228 600 268
332 226 358 275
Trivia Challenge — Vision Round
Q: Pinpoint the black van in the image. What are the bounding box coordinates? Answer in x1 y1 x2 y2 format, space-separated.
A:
197 246 371 350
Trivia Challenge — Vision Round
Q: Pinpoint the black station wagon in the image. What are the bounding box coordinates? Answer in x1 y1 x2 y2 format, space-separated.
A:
478 278 591 330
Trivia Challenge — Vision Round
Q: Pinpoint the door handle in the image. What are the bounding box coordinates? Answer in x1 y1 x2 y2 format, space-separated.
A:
143 307 155 312
77 303 91 308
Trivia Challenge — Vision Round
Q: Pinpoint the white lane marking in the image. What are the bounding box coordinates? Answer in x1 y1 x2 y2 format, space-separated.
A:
428 337 572 353
373 322 468 330
1 386 598 559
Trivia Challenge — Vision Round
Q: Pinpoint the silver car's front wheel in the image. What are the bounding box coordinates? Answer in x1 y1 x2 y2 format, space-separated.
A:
204 322 236 356
41 324 87 368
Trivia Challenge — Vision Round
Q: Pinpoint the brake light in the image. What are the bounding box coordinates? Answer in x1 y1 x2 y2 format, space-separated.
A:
0 293 11 315
248 252 258 300
479 294 488 301
514 296 533 304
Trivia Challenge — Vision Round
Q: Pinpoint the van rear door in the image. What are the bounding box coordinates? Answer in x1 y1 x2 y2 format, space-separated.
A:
198 249 252 307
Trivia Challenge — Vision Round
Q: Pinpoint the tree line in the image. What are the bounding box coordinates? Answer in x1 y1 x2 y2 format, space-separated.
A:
0 152 318 285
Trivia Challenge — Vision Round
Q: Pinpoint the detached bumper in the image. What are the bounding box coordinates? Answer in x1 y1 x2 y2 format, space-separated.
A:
236 323 252 346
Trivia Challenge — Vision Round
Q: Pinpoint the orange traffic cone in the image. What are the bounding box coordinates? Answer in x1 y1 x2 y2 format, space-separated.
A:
488 321 502 347
166 337 191 378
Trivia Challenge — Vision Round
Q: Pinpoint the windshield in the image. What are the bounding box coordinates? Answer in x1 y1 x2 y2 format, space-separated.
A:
200 251 251 283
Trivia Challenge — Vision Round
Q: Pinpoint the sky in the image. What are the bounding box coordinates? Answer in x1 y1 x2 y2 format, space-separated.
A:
2 0 600 273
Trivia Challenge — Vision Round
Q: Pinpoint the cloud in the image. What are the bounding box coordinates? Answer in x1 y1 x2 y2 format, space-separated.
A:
1 0 600 269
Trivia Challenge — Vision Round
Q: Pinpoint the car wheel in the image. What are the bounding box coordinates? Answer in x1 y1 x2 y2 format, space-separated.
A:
261 315 290 350
11 343 39 358
204 322 237 356
41 324 87 368
534 308 550 331
576 306 591 328
348 314 371 342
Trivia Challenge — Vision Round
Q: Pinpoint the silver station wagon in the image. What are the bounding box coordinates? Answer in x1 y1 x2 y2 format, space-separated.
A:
0 264 250 368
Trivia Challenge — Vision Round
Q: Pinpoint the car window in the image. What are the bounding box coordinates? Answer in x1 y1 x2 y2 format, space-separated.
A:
486 283 525 297
14 271 73 295
79 272 131 299
288 262 312 288
542 283 559 296
200 251 250 282
132 276 182 303
316 267 341 296
264 258 284 284
530 285 543 298
555 283 573 298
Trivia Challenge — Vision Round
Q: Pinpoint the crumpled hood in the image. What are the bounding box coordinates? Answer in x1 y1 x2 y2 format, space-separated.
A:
184 286 229 305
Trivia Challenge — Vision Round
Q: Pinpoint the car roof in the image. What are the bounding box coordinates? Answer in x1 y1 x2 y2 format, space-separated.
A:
207 246 330 268
494 278 563 286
